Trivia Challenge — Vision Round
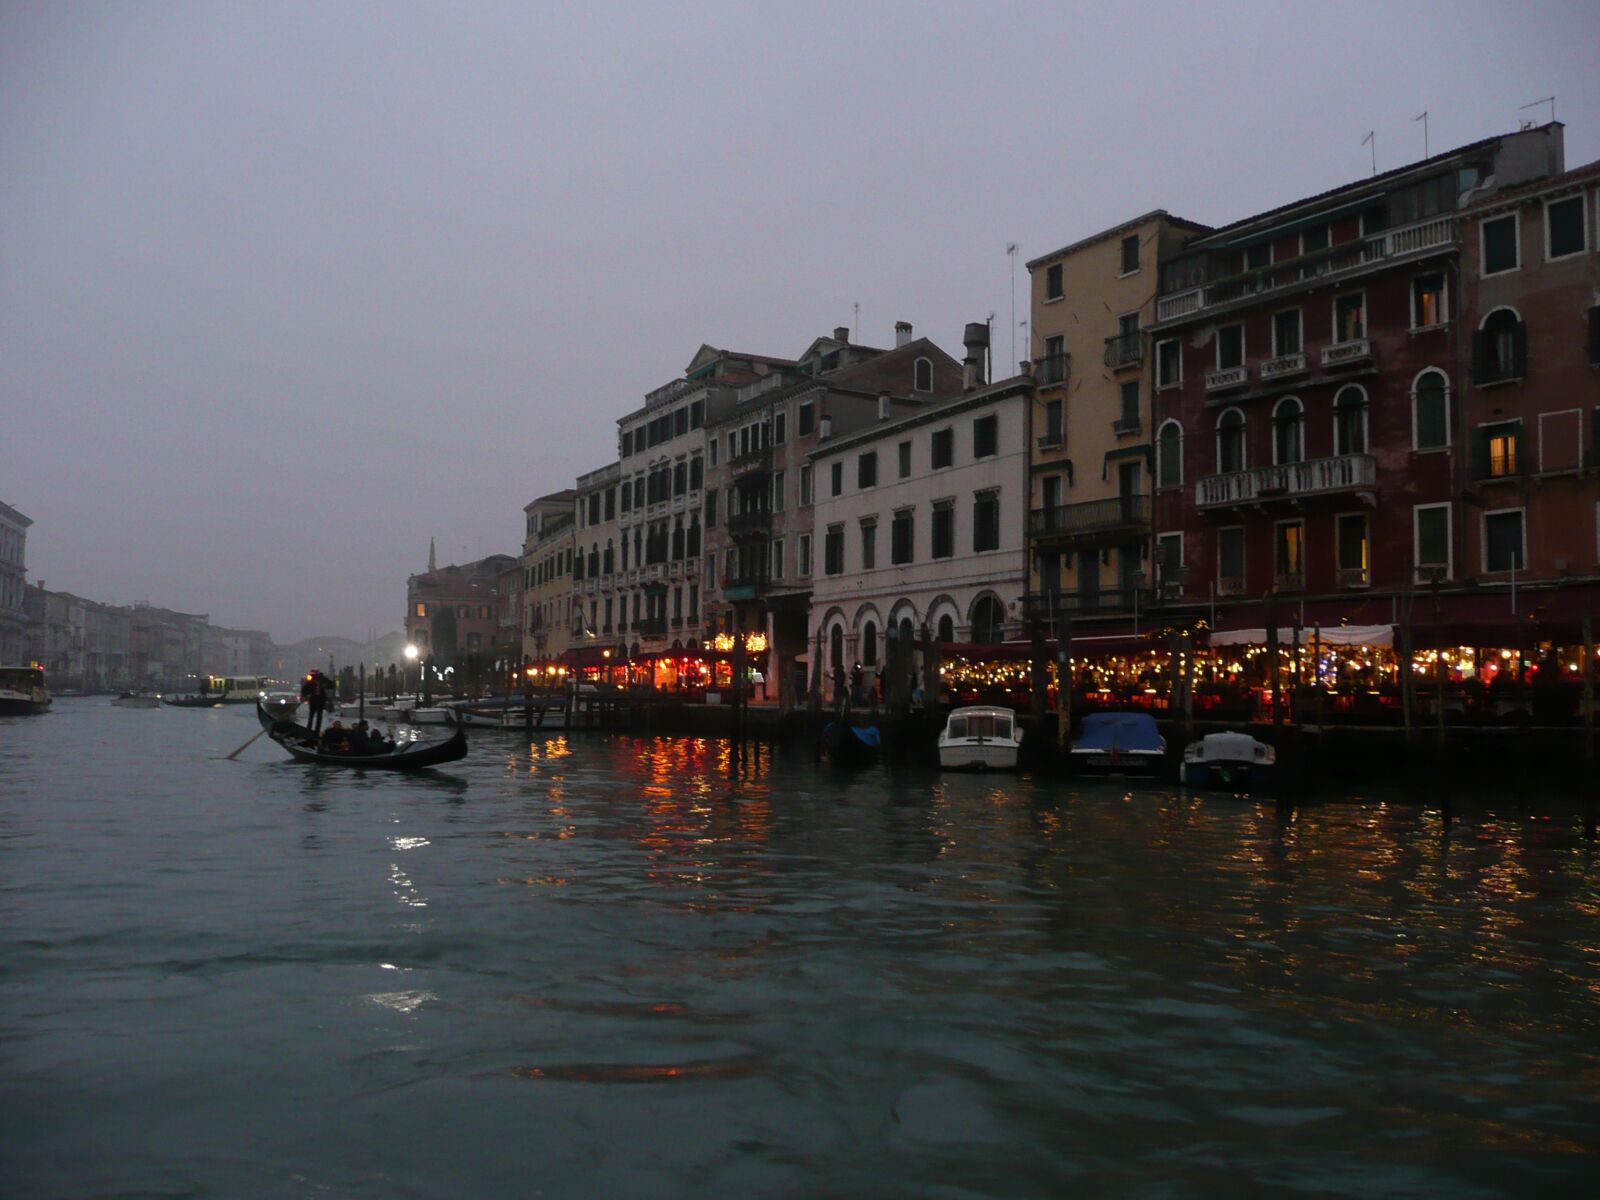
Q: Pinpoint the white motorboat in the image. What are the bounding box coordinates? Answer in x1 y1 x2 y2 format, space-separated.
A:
1180 731 1277 790
937 706 1023 770
261 691 302 721
0 666 51 716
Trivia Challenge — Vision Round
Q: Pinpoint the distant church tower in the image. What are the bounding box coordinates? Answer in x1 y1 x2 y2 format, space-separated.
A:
427 537 436 574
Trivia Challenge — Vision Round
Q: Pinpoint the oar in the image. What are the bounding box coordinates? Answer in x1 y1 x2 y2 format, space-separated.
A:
226 728 267 760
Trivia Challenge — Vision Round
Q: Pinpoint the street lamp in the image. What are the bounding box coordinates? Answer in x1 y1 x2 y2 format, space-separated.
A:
404 643 419 696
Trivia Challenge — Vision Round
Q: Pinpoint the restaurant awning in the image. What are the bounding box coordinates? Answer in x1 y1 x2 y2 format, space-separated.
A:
1212 624 1393 647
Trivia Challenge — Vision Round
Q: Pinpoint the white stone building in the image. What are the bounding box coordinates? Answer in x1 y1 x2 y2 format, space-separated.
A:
570 462 621 658
0 500 30 663
808 371 1034 701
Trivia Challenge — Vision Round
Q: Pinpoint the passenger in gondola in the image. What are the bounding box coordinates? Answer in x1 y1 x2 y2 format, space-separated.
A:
367 726 396 754
348 720 375 754
319 719 352 753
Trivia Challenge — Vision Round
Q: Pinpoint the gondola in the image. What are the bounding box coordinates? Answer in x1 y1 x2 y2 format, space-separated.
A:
162 693 225 708
821 717 881 766
255 701 468 770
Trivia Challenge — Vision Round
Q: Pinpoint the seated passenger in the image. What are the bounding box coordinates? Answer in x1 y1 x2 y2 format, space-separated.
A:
319 720 352 753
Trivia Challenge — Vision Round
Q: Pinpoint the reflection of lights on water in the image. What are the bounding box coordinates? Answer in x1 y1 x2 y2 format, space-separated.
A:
367 990 435 1013
390 836 429 851
390 863 427 908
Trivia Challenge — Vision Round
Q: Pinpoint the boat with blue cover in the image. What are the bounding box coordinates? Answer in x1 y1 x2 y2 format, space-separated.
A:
1068 712 1166 775
821 719 881 766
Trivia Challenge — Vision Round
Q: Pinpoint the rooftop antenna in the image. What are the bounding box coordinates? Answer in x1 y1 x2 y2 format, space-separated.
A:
1006 242 1018 373
1413 110 1428 158
1361 130 1376 177
852 301 860 342
986 312 995 383
1520 96 1555 126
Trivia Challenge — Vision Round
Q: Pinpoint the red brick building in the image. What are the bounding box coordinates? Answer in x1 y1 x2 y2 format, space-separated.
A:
1149 124 1569 642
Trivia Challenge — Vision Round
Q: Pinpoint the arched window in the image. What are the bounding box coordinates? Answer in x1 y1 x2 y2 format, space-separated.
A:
829 624 844 670
899 616 914 647
1413 369 1450 450
1476 308 1525 384
1157 420 1183 487
937 614 954 644
1272 397 1304 465
587 543 599 576
1334 386 1368 455
671 517 685 561
971 596 1004 644
914 357 933 392
1217 408 1246 474
862 622 878 666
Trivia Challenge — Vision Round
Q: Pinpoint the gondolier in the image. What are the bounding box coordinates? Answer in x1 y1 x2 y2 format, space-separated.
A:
301 670 330 734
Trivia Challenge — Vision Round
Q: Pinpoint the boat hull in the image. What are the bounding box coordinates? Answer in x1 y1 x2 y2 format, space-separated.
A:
1180 760 1275 790
0 695 50 716
1068 750 1166 776
937 741 1019 771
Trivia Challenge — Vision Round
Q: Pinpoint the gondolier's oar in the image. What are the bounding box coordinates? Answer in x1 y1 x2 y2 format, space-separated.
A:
226 729 267 760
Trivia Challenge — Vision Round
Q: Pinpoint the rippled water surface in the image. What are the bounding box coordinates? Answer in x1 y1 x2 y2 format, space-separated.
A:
4 700 1600 1198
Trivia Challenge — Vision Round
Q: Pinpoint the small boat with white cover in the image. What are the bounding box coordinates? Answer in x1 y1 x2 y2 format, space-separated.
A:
937 706 1023 770
1180 731 1276 791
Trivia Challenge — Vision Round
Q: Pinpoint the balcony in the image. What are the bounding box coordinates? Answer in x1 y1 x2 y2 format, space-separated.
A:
1260 351 1307 381
1218 575 1245 597
728 509 772 538
1112 415 1141 436
635 617 666 638
1196 452 1376 509
1338 566 1370 588
1036 430 1065 451
728 447 773 479
1156 215 1458 324
1321 338 1373 369
1205 365 1249 392
1104 332 1143 370
1029 495 1150 541
1273 571 1305 593
721 574 763 602
1034 352 1071 386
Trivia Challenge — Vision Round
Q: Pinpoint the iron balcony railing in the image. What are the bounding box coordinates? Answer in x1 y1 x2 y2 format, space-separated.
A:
727 508 772 537
1196 452 1376 508
728 447 774 478
1104 332 1143 369
1029 494 1150 539
1034 352 1071 386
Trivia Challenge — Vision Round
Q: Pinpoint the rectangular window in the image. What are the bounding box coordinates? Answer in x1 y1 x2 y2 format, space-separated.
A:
621 430 633 458
1414 504 1451 580
414 602 426 617
1040 334 1067 384
1412 273 1447 329
973 414 998 458
830 461 843 496
770 538 783 580
1336 514 1369 585
1045 262 1063 300
799 533 812 576
1155 339 1181 388
1043 398 1063 444
1245 243 1270 271
709 439 718 467
674 408 688 437
1118 381 1140 430
1482 213 1519 275
1120 234 1140 275
1546 195 1586 259
774 411 787 444
1273 308 1302 355
800 464 813 505
1217 324 1244 369
605 488 616 520
1334 292 1366 342
972 490 1000 552
798 403 815 436
860 518 877 570
1218 526 1245 590
1273 521 1299 588
690 400 704 429
705 489 718 526
1486 423 1519 477
1155 533 1183 590
771 470 785 512
858 451 878 489
690 457 703 491
824 524 844 576
891 508 914 565
898 440 912 479
931 427 954 468
1301 224 1329 255
931 500 954 559
1484 510 1525 572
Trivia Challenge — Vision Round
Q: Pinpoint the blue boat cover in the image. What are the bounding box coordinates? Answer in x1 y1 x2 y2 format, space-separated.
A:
850 725 881 748
1073 712 1163 753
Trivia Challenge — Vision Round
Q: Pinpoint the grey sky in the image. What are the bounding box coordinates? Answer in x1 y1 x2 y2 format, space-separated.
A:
3 0 1596 642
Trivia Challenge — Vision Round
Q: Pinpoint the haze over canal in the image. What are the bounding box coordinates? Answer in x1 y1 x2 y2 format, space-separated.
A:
4 700 1599 1197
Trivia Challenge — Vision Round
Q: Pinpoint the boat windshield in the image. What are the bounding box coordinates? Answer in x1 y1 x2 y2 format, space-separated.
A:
951 713 1009 739
0 667 45 689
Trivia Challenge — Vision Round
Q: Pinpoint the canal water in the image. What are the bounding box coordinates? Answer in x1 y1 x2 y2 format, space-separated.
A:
3 700 1598 1198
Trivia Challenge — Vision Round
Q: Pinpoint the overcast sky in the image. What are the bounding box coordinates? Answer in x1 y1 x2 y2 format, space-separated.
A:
3 1 1596 642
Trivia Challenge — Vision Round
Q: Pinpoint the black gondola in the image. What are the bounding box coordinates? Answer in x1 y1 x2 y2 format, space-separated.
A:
162 693 224 708
820 718 882 766
255 701 468 770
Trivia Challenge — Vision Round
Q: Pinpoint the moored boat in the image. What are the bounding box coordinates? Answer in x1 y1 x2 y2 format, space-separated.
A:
1180 731 1276 791
0 666 52 715
937 705 1023 770
255 701 468 770
1069 712 1167 775
821 718 882 765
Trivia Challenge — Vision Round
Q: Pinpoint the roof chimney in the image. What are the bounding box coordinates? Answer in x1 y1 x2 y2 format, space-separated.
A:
819 412 833 440
962 321 989 392
894 321 913 348
878 390 891 420
833 326 850 343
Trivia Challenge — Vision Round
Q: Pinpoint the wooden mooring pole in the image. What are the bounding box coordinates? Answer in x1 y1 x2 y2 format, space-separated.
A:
1584 614 1596 840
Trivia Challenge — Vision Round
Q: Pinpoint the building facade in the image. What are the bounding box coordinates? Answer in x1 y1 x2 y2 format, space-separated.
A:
808 365 1033 703
404 550 519 663
1150 124 1567 640
570 462 621 657
702 323 964 705
0 500 30 664
1025 211 1209 632
521 489 575 664
1457 157 1600 623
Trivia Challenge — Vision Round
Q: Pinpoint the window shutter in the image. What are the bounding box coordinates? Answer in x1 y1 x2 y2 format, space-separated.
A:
1471 425 1489 482
1510 419 1525 476
1588 306 1600 366
1470 329 1489 384
1511 320 1528 379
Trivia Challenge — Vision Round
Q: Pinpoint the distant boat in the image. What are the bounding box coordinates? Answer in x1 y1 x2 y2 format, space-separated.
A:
821 718 881 766
1069 712 1166 775
261 692 302 721
112 692 161 709
937 705 1023 771
164 675 266 708
0 666 51 716
1180 732 1276 791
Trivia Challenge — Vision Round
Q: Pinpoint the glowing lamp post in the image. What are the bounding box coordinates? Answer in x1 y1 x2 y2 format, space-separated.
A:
404 644 419 696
